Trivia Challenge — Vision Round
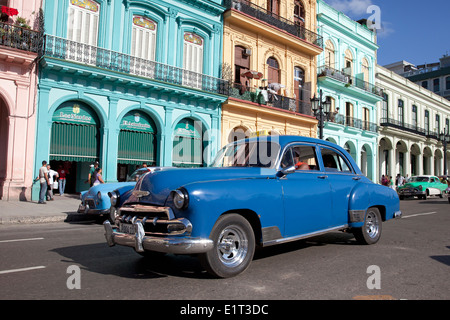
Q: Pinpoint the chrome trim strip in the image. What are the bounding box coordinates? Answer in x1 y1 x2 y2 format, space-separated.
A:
262 225 348 247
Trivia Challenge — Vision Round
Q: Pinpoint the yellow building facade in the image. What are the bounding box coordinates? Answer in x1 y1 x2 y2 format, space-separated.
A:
221 0 323 144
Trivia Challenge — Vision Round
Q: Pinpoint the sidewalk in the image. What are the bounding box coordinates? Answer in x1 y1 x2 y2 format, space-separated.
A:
0 194 82 224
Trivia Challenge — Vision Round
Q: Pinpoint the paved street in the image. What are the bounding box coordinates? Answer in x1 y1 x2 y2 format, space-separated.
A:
0 197 449 302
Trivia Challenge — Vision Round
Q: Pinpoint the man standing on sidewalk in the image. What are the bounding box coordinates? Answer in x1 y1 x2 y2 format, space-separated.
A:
35 160 49 204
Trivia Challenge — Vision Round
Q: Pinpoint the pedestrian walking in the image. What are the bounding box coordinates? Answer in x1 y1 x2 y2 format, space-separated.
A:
34 160 49 204
46 164 58 201
88 161 99 187
389 176 395 190
92 167 104 186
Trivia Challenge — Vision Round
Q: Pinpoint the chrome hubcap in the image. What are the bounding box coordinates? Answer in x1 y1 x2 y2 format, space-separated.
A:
217 225 248 268
365 211 380 239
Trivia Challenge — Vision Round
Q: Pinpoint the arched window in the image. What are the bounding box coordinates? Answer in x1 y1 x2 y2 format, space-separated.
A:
267 0 280 16
344 49 353 76
234 46 250 89
67 0 100 64
325 40 335 68
183 32 204 89
131 16 157 61
294 1 305 27
267 57 280 85
361 58 369 83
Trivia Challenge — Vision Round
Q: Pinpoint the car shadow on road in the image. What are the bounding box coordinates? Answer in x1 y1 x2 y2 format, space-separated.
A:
50 231 358 280
254 232 357 261
51 243 211 279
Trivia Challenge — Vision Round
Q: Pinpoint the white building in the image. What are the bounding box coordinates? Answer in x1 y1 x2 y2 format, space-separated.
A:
376 65 450 181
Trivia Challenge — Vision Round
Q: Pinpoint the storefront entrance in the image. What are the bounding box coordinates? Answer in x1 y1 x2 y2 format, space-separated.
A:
49 101 100 193
172 118 205 167
117 110 157 181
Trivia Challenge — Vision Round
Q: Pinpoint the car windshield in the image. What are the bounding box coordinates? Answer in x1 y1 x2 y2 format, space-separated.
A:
410 176 430 182
126 168 150 182
211 140 280 168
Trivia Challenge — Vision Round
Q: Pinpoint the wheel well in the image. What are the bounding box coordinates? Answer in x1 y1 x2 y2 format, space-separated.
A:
371 205 386 221
221 209 262 246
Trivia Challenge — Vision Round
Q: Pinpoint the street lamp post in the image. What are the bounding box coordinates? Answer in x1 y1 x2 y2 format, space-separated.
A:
311 89 331 140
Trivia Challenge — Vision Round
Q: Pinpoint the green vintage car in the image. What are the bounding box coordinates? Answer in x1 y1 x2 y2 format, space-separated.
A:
397 175 448 200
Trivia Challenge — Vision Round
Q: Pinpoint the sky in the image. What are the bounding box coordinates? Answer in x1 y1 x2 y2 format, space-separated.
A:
325 0 450 67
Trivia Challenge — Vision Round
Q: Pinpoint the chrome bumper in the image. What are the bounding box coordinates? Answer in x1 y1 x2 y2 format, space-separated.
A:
394 211 402 219
77 203 109 215
103 220 213 255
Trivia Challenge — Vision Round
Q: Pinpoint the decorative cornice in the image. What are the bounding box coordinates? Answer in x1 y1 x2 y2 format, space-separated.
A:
176 0 225 16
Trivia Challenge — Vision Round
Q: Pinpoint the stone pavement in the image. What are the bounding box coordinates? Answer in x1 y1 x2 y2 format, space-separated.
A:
0 194 83 224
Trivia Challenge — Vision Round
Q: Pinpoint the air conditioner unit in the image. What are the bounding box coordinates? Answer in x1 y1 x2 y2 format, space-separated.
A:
243 49 252 56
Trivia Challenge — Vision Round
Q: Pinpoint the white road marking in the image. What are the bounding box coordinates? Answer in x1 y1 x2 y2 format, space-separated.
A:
402 212 437 219
0 237 44 243
0 266 46 275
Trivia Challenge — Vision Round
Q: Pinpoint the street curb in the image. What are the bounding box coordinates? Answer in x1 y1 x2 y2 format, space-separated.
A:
0 215 69 225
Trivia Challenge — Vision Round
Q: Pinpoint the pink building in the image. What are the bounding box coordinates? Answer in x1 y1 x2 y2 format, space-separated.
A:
0 0 41 200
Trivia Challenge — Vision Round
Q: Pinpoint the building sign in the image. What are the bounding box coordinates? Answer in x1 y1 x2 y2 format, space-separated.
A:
52 101 98 125
70 0 99 12
120 111 155 132
133 16 156 30
174 119 201 138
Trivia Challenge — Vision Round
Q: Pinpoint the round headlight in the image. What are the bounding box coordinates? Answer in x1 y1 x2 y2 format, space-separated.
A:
418 185 423 191
173 188 189 210
109 191 118 207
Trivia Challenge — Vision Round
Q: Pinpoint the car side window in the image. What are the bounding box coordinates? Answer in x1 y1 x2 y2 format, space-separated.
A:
320 148 352 173
280 145 318 171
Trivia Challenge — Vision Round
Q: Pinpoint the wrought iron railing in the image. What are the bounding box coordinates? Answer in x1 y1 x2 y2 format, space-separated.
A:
380 118 428 137
0 22 42 54
229 83 312 116
331 114 378 133
318 65 384 97
42 35 229 96
224 0 323 48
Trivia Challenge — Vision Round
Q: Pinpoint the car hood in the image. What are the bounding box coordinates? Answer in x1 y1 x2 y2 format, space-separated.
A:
399 182 423 189
82 181 136 198
124 167 277 206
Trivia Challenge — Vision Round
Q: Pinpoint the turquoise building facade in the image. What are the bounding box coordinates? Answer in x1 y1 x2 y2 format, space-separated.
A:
316 0 383 182
32 0 227 198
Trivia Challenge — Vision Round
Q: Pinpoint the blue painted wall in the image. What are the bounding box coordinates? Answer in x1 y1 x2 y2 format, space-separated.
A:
32 0 226 199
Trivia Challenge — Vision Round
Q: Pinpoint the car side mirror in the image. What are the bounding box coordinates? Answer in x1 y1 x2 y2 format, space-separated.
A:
276 166 296 178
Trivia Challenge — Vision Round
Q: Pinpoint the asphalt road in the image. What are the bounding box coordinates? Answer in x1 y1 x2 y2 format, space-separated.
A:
0 197 449 302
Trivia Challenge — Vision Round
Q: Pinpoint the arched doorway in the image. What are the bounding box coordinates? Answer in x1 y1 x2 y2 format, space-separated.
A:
0 97 8 199
173 118 206 167
410 144 421 177
117 110 157 181
50 101 101 193
228 125 250 143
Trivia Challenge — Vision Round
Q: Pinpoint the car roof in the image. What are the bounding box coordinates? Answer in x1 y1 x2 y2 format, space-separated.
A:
239 135 340 149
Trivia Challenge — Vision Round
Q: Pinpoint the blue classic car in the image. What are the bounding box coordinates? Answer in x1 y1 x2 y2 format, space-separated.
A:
104 136 401 278
78 168 152 221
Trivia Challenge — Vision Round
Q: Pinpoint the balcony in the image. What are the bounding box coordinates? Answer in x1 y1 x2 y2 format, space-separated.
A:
42 35 229 96
224 0 323 48
318 65 384 98
379 118 441 139
330 114 378 133
228 83 313 116
0 22 42 54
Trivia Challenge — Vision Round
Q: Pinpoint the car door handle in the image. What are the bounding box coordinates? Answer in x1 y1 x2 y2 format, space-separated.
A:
318 175 328 179
353 177 362 181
